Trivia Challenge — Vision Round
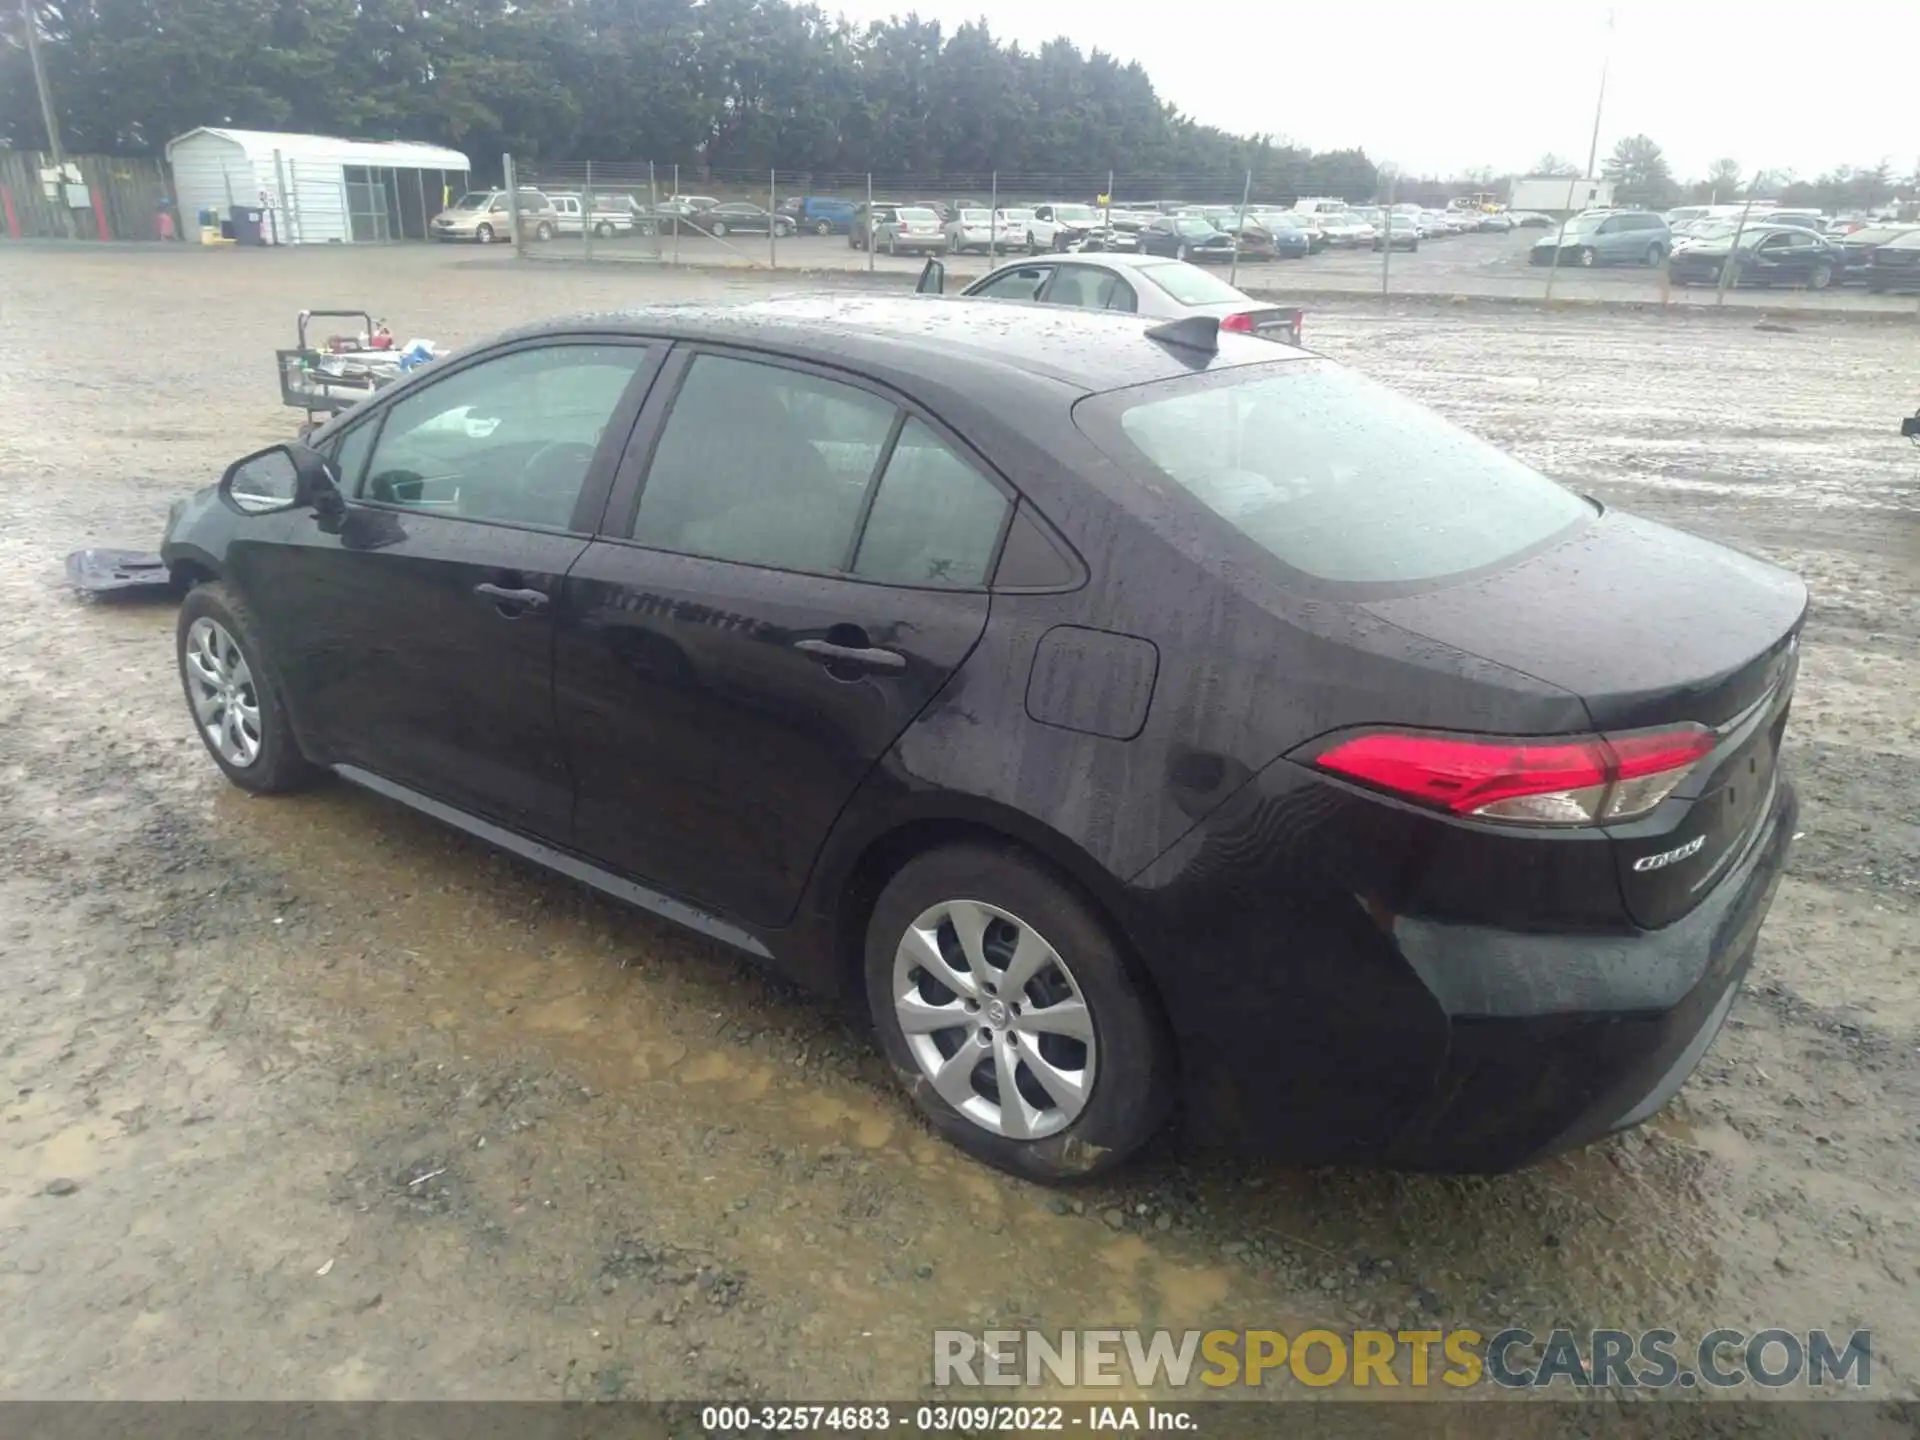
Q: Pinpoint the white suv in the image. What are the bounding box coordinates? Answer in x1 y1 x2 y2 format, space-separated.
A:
1025 202 1102 252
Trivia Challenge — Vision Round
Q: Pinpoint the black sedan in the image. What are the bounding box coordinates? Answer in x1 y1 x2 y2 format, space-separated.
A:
689 202 795 238
1136 216 1238 263
1668 225 1840 289
163 297 1802 1182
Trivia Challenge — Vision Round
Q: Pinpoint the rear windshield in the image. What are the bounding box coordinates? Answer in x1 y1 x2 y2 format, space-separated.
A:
1136 262 1248 305
898 207 939 223
1077 361 1591 586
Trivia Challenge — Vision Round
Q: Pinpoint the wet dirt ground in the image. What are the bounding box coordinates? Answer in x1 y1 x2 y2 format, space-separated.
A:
0 244 1916 1408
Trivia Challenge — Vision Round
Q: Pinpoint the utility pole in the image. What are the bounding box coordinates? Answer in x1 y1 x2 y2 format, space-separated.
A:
20 0 77 237
1544 7 1612 303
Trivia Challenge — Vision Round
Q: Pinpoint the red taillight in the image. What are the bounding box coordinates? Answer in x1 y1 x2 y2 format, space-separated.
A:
1220 311 1255 334
1309 725 1714 826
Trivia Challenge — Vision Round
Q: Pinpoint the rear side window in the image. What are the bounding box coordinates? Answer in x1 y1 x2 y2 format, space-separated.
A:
633 355 895 572
1078 361 1591 586
853 420 1009 588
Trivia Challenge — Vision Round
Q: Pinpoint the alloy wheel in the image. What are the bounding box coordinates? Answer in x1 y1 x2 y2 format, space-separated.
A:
892 899 1096 1141
183 617 262 768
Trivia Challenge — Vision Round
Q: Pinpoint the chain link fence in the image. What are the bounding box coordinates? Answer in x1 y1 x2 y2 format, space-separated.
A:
491 156 1920 314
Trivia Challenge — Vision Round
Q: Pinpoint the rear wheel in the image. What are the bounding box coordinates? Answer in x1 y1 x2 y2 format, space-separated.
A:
1808 261 1833 290
1644 242 1666 266
176 582 314 795
710 220 729 237
865 844 1170 1182
1577 246 1597 267
1175 242 1190 261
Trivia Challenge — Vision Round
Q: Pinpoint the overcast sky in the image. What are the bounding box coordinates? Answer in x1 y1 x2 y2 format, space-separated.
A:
830 0 1917 182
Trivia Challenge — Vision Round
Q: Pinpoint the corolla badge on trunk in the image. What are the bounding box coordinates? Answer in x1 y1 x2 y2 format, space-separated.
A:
1633 834 1707 872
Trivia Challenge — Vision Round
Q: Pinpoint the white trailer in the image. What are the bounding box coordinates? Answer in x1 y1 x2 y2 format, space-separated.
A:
1509 176 1616 214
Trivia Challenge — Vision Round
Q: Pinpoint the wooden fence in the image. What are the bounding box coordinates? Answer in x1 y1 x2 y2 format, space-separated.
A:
0 150 176 241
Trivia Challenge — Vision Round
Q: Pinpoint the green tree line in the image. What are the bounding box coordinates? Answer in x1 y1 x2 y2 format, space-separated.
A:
1 0 1379 196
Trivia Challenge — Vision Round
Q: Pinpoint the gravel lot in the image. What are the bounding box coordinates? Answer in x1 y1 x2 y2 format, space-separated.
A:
527 225 1920 315
1 243 1917 1408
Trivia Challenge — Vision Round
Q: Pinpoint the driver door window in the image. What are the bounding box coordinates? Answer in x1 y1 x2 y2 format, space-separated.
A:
360 344 650 530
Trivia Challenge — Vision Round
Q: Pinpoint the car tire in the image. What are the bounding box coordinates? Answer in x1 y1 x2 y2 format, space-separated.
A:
711 220 728 237
1645 243 1666 266
1025 233 1039 255
864 843 1171 1182
1175 243 1189 261
814 219 832 236
594 220 614 238
475 223 495 244
1577 246 1597 267
1809 262 1833 290
534 221 555 241
177 582 315 796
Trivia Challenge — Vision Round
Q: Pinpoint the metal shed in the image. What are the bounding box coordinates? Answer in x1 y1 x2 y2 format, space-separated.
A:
164 128 471 243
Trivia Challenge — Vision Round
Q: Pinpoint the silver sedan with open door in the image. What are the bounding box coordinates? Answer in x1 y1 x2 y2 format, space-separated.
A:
915 252 1303 346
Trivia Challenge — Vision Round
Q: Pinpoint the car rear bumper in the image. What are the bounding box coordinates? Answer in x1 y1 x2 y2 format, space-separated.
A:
1126 763 1797 1171
1381 779 1793 1170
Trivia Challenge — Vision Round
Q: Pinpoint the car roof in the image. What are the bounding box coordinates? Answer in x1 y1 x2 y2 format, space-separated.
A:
495 294 1297 395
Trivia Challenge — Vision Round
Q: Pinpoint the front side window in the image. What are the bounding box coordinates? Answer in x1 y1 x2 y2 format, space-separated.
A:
360 344 649 529
632 356 896 573
853 420 1009 588
1078 361 1591 587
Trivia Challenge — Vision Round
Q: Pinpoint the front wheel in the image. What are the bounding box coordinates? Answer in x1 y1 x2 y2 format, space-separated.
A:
177 582 314 795
475 223 495 244
594 220 614 238
710 220 728 237
1644 243 1666 266
864 844 1171 1182
534 221 555 241
1175 243 1190 261
814 219 833 236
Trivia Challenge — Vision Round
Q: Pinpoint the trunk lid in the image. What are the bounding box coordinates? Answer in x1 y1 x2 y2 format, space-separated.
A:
1365 510 1806 927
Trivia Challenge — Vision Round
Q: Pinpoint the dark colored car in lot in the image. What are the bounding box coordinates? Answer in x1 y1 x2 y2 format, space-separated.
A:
693 202 795 238
162 296 1802 1183
1835 224 1920 283
777 195 860 235
1865 230 1920 293
1137 216 1238 263
1668 225 1841 289
1372 214 1420 251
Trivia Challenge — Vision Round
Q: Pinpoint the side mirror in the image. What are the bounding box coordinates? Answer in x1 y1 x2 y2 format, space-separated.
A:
221 443 341 517
916 258 946 295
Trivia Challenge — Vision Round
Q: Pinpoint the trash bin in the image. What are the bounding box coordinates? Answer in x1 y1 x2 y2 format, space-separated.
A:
229 205 266 245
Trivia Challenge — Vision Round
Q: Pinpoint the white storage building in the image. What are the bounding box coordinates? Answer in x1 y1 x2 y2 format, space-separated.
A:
165 128 471 243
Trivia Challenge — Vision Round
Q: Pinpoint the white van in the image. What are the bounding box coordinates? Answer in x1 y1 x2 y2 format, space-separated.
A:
1293 198 1349 218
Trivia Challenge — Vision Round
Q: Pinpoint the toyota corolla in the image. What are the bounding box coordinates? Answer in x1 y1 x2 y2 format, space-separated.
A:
161 296 1802 1182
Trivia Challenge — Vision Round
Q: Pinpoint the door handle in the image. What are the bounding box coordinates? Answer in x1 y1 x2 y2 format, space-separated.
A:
794 639 906 671
474 582 549 612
